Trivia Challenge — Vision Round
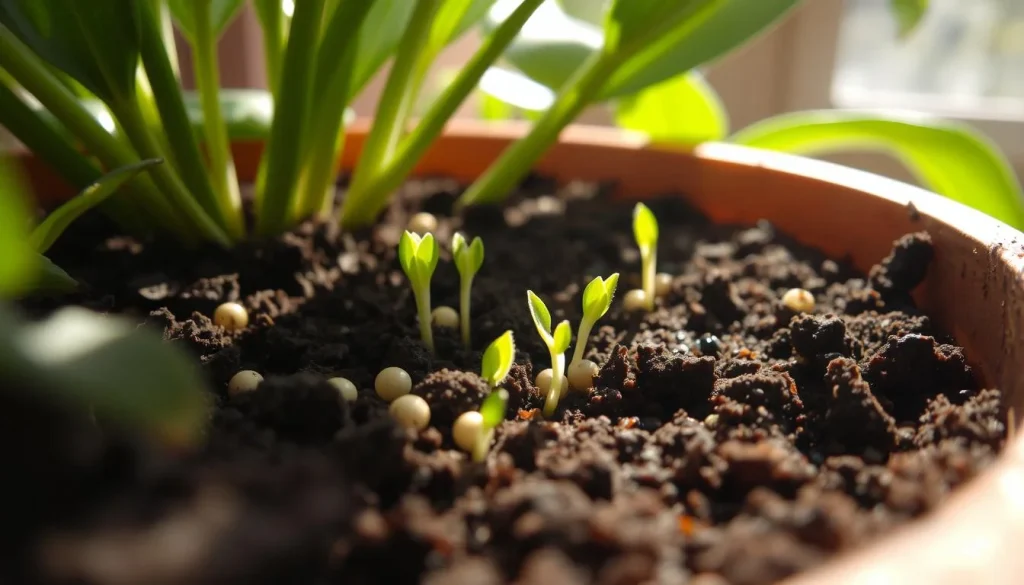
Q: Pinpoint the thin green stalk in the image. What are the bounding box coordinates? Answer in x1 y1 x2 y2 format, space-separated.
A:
341 0 441 227
192 0 244 238
542 351 565 417
457 51 621 208
254 0 325 236
0 25 191 238
417 287 435 355
113 98 231 246
138 0 240 238
260 2 285 97
339 0 545 228
460 275 472 349
158 0 180 79
570 317 595 365
643 248 656 311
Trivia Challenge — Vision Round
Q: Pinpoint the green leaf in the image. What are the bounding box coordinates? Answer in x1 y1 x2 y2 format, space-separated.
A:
890 0 928 39
481 330 515 387
526 290 553 334
599 0 800 99
398 230 419 282
581 272 620 321
0 305 211 446
556 0 607 25
350 0 417 95
468 236 485 273
430 0 496 51
552 320 572 353
399 231 440 289
30 159 162 254
454 233 486 277
168 0 246 41
416 233 440 274
0 0 143 104
479 387 509 429
35 254 78 295
0 157 37 297
633 202 659 250
730 110 1024 229
614 71 728 143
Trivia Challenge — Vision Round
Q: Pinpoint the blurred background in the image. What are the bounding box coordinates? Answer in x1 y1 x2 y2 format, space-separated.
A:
97 0 1024 186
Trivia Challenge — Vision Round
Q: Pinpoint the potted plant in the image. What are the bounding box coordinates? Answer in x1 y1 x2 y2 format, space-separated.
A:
1 1 1022 584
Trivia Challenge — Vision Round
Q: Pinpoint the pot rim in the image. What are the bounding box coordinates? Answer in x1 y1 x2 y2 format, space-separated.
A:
12 118 1024 584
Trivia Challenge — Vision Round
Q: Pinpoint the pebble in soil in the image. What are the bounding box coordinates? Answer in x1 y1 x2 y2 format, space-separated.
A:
7 178 1007 585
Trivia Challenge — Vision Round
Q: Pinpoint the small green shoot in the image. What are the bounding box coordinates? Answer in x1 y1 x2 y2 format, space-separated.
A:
527 290 572 417
398 230 440 354
481 329 515 388
570 273 619 365
633 203 659 311
452 232 484 348
473 386 509 462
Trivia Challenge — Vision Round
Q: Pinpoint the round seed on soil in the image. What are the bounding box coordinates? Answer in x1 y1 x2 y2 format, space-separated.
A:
623 288 648 312
697 335 722 357
567 359 599 390
655 272 673 297
389 394 431 431
407 212 438 234
431 306 459 329
328 377 359 402
228 370 263 396
214 302 248 331
535 368 568 395
781 287 815 313
375 367 412 402
452 410 484 452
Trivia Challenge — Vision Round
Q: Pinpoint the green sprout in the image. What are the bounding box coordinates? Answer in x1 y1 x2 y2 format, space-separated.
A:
473 329 515 461
452 232 484 349
474 387 509 462
398 230 439 355
633 203 659 311
527 291 572 417
481 329 515 388
570 273 619 366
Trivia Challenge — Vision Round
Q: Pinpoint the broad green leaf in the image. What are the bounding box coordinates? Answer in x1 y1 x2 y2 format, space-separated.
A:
730 110 1024 229
0 305 211 446
30 159 162 254
633 202 659 250
35 254 78 295
552 320 572 353
603 273 620 299
480 387 509 428
599 0 800 99
527 290 552 334
481 330 515 387
350 0 417 95
453 232 485 276
614 71 728 144
556 0 607 25
418 233 440 276
168 0 246 41
0 0 143 104
468 237 485 273
430 0 496 51
399 230 418 279
890 0 928 39
0 158 36 297
582 273 620 320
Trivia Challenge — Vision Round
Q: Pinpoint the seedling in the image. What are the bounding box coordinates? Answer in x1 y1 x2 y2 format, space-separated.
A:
570 273 619 366
473 387 509 462
481 329 516 388
527 291 572 416
452 232 485 349
398 231 440 354
633 203 659 311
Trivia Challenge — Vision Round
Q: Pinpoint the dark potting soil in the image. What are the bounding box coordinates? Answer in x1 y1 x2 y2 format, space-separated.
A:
2 176 1008 585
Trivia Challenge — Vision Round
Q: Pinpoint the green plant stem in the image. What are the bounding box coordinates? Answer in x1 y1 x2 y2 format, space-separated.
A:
255 0 324 236
260 2 285 97
570 317 595 365
471 427 493 462
138 0 240 238
457 50 621 208
416 288 435 355
158 0 180 79
542 351 565 417
113 98 230 246
0 25 189 238
460 275 473 349
642 248 656 311
340 0 440 228
339 0 546 229
192 1 244 238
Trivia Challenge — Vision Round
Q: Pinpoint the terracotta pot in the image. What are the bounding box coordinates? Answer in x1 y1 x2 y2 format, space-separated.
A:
16 119 1024 584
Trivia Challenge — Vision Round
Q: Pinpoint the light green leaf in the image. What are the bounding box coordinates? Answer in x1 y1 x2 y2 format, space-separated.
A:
527 290 553 335
417 233 440 274
430 0 496 51
398 230 418 280
452 231 467 257
614 71 728 143
552 320 572 353
481 329 515 387
453 232 485 277
890 0 928 39
0 305 211 446
350 0 417 95
582 272 620 320
730 110 1024 229
0 0 143 104
599 0 800 99
479 387 508 428
0 157 37 298
168 0 246 41
30 159 162 254
633 202 659 250
603 273 620 299
556 0 607 25
468 236 485 273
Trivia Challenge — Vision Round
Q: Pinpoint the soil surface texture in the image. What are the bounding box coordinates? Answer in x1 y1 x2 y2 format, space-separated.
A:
4 177 1007 585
